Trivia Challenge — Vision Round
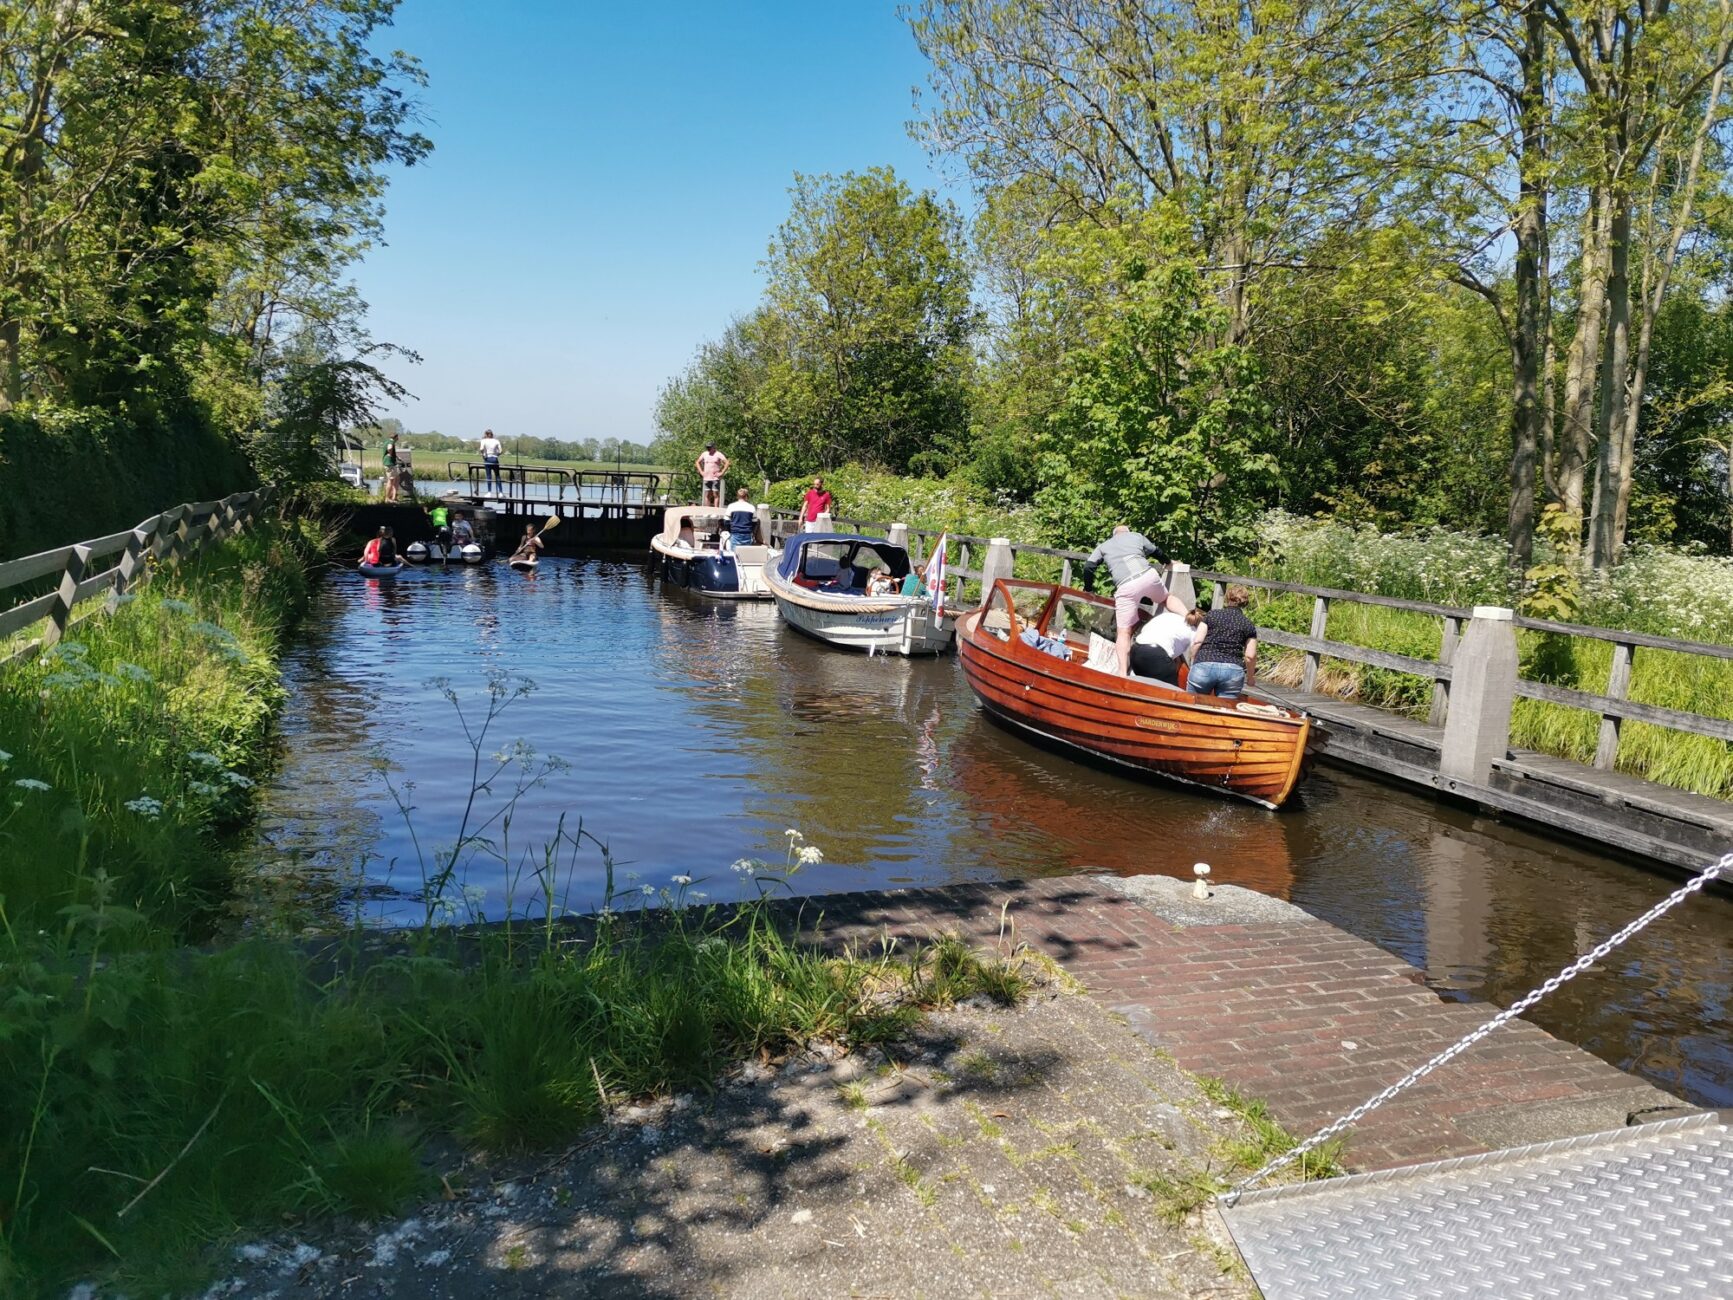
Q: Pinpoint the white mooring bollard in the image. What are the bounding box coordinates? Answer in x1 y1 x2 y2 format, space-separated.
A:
1192 862 1212 901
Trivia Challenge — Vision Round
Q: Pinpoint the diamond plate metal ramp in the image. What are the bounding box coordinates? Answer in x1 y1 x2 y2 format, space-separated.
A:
1219 1114 1733 1299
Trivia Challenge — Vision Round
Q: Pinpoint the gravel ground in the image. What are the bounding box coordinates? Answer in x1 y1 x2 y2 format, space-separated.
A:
195 982 1268 1299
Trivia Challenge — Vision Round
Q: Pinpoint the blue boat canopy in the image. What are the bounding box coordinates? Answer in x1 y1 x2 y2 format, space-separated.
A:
776 534 914 584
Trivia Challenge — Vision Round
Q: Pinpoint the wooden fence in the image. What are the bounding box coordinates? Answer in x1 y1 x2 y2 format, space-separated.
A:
769 508 1733 781
0 488 270 670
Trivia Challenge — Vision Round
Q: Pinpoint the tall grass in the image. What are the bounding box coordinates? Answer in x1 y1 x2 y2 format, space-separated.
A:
1234 512 1733 800
0 517 323 940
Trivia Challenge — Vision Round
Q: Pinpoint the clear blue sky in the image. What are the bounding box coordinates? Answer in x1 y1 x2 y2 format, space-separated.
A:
353 0 963 447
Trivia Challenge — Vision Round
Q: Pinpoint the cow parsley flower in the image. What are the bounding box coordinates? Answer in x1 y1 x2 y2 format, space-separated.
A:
641 884 656 897
671 875 692 886
0 749 11 765
798 846 824 865
188 781 222 797
188 751 223 767
123 796 163 818
13 778 50 792
731 859 756 875
115 662 152 683
221 771 254 788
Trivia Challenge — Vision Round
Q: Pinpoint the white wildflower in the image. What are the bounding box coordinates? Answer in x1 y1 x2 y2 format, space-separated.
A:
0 749 11 764
461 883 487 906
188 751 223 767
798 845 824 865
691 892 708 902
115 662 152 683
160 598 194 614
13 778 50 792
123 795 163 818
731 858 756 875
641 884 656 896
221 771 254 788
188 781 222 797
784 827 803 843
671 874 692 886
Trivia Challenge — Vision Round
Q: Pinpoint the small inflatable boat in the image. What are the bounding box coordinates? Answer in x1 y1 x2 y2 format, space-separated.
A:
405 540 489 565
357 560 406 578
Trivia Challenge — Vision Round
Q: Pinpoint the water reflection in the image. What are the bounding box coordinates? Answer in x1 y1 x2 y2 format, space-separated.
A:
250 559 1733 1107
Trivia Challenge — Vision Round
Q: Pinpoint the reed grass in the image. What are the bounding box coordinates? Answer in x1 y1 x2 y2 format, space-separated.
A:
1232 514 1733 801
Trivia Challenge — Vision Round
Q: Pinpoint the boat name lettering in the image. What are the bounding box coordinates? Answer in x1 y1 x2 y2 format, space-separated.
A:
1133 717 1181 734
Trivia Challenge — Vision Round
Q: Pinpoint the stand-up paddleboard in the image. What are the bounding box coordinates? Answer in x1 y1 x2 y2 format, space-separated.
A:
357 560 406 578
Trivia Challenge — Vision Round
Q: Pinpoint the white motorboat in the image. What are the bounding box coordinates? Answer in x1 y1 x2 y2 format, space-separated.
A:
763 533 954 656
648 505 771 599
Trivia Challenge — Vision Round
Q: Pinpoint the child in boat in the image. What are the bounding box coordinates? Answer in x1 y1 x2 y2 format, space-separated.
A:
511 524 543 565
361 527 397 567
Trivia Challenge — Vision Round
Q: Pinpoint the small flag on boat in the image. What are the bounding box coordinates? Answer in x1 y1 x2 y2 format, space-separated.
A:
923 534 947 610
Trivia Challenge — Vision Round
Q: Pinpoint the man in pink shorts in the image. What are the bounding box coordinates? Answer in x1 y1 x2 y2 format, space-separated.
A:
1081 525 1190 676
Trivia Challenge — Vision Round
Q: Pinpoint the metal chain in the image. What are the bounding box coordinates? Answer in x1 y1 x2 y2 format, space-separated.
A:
1221 850 1733 1206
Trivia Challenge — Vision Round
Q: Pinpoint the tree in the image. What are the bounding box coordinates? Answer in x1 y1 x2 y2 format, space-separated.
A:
760 167 979 471
912 0 1438 343
1035 257 1277 560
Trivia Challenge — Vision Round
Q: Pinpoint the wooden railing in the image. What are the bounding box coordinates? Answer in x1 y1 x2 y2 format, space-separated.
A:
0 488 270 670
768 507 1733 780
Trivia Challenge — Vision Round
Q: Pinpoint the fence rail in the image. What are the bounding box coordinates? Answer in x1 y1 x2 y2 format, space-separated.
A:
767 506 1732 781
0 488 269 670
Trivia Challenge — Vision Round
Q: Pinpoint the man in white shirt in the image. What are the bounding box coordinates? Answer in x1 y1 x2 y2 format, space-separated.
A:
1130 604 1194 686
479 429 504 494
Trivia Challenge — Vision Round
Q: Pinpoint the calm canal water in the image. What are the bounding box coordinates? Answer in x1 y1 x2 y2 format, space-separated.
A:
251 556 1733 1109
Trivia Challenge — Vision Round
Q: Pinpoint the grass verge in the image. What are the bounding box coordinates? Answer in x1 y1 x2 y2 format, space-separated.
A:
0 515 325 941
0 909 1032 1294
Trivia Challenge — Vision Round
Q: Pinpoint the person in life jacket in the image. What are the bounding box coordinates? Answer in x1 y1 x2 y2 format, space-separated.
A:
361 526 397 567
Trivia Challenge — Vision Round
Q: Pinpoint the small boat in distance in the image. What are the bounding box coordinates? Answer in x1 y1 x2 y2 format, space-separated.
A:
956 579 1313 809
357 559 406 578
649 505 772 599
763 533 954 656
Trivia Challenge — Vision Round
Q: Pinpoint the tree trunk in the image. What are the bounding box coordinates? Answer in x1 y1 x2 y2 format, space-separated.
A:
1612 47 1728 552
1588 198 1632 570
0 316 20 411
1558 187 1610 527
1506 4 1549 570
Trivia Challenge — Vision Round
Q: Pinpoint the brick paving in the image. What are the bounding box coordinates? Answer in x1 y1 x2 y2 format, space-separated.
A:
801 874 1684 1172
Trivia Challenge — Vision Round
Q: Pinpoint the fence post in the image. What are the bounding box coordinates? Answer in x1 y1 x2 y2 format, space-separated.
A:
755 503 773 545
1595 642 1635 770
1439 605 1518 786
43 546 91 650
1168 561 1197 612
1429 614 1461 727
1302 595 1330 693
106 527 154 614
980 537 1014 595
1060 557 1073 588
953 541 971 604
887 522 909 551
813 511 832 533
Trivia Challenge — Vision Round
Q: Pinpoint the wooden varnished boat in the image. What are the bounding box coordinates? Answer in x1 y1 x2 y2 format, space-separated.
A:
957 579 1313 809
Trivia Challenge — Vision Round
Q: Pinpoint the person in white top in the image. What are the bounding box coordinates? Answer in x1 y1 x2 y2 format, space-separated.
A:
1130 604 1195 686
479 429 504 494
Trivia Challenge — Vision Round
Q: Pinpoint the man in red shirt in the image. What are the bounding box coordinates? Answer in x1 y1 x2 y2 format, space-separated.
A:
695 443 729 506
802 475 834 528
